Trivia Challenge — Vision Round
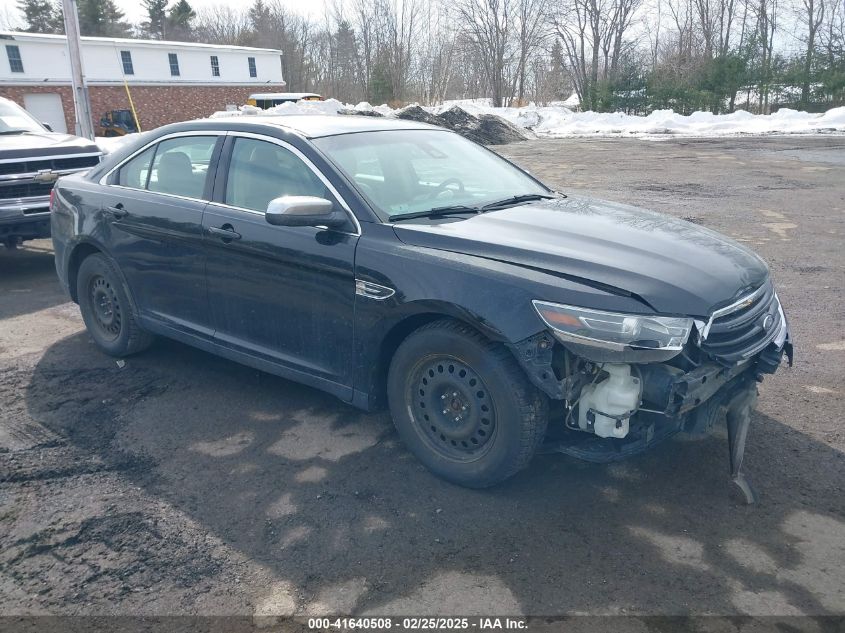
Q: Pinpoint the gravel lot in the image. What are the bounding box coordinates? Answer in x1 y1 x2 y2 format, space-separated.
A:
1 136 843 620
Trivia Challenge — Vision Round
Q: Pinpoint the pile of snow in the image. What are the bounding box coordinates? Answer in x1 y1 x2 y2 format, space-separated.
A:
208 98 390 119
102 99 845 152
211 97 845 138
415 99 845 137
95 134 137 154
211 98 528 144
525 106 845 137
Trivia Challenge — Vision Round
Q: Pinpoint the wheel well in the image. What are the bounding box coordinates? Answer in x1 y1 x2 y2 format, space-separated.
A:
67 243 102 303
371 313 492 410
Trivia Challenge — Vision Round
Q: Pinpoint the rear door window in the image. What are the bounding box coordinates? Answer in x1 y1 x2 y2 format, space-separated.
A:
147 136 217 199
114 135 218 198
117 146 155 189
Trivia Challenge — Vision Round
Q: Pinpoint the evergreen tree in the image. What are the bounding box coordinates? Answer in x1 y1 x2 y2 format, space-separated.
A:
166 0 195 41
247 0 273 46
141 0 168 39
549 39 568 101
17 0 63 34
333 20 359 98
77 0 131 37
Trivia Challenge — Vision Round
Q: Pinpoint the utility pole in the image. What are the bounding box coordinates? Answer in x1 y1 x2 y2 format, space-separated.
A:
62 0 95 140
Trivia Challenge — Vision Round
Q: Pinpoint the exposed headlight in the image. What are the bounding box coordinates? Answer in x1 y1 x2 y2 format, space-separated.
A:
532 300 694 362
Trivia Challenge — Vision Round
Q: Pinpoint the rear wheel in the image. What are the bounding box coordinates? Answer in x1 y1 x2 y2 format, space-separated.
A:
387 319 548 487
77 253 153 357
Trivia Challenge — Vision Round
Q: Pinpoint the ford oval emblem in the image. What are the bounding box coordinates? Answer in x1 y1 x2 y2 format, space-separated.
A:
762 314 774 331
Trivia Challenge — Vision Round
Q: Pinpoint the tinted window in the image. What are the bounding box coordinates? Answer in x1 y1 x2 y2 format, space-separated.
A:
117 146 155 189
225 138 327 212
6 45 23 73
120 50 134 75
146 136 217 198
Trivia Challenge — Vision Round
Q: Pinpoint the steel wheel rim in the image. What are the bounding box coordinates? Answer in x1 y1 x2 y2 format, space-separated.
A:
406 355 497 462
88 274 122 340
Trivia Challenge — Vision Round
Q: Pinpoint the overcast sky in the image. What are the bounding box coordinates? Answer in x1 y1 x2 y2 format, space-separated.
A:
0 0 325 29
123 0 323 24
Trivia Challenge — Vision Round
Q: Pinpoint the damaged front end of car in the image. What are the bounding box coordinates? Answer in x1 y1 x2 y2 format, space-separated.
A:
511 279 793 503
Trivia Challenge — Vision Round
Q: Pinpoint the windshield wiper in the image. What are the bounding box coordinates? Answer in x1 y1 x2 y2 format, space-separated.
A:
0 130 29 135
480 193 557 211
388 205 481 222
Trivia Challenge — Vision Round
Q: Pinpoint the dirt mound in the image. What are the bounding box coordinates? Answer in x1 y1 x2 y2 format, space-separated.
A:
338 108 383 117
394 105 441 126
394 104 527 145
476 113 528 144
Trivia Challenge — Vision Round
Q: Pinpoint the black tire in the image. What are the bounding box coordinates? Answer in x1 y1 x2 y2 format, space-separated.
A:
76 253 154 357
387 319 548 488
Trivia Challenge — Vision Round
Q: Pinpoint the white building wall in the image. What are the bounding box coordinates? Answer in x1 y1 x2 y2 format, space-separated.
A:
0 33 283 85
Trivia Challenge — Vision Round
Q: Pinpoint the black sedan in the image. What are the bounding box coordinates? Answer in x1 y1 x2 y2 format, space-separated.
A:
51 115 791 498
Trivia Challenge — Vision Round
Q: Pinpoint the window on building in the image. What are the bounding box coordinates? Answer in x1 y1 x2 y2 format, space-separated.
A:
6 45 23 73
120 50 134 75
210 55 220 77
168 53 180 77
247 57 257 78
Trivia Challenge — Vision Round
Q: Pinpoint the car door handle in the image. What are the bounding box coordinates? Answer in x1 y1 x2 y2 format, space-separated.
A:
106 203 128 219
208 225 241 241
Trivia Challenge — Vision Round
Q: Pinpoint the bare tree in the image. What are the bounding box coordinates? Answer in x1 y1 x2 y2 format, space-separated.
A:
513 0 550 103
553 0 641 109
454 0 516 106
752 0 777 112
798 0 825 106
193 5 252 45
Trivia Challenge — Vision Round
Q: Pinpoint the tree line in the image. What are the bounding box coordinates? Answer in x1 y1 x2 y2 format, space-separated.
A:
14 0 845 113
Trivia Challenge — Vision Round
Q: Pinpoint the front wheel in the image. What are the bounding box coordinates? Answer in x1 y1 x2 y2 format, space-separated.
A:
77 253 153 357
387 319 548 487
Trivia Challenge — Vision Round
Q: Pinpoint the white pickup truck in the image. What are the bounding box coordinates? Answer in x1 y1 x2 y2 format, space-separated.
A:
0 96 100 249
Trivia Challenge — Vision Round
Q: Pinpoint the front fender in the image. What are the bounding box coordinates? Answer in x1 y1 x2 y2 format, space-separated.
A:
351 224 639 407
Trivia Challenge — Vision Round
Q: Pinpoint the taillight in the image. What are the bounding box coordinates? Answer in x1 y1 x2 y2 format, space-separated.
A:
49 188 55 211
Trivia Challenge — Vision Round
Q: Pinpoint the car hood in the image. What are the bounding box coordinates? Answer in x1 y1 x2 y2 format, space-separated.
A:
0 131 100 160
392 195 769 317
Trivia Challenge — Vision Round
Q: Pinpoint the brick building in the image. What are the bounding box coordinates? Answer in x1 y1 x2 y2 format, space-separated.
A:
0 32 285 135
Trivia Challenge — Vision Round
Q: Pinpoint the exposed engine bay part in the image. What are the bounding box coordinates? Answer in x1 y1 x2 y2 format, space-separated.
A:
540 411 681 462
522 333 770 501
726 383 758 504
638 360 751 417
576 363 640 439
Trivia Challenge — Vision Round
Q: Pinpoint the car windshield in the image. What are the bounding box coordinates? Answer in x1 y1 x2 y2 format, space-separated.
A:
0 100 46 134
313 129 550 220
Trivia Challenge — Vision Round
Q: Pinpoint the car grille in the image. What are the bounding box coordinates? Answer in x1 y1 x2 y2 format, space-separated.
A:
0 182 54 198
701 281 783 364
0 154 100 176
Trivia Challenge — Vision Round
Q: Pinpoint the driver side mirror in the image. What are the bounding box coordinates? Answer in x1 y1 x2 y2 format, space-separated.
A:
265 196 347 229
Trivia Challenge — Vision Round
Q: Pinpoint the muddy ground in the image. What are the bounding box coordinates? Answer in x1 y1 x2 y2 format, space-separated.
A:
1 136 843 620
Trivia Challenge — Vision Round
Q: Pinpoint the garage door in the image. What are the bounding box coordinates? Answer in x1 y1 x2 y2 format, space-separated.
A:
23 93 67 134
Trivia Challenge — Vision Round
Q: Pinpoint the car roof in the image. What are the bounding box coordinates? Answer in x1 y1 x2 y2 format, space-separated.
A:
196 114 440 138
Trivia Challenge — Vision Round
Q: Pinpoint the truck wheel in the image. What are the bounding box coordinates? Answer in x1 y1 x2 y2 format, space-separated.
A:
76 253 153 357
387 319 548 487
